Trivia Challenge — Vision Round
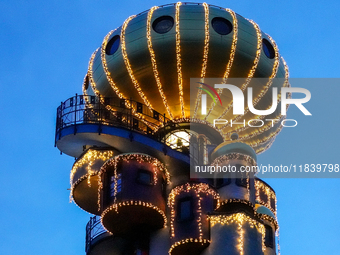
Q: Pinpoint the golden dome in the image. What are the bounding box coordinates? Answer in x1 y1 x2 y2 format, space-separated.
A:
83 2 289 154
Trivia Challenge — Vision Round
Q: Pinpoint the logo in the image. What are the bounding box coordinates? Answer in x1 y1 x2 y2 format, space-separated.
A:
197 82 222 115
198 83 311 128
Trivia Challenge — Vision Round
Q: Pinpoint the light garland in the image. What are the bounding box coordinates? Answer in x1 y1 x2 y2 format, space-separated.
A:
70 149 115 194
147 6 173 120
209 213 266 253
101 200 168 234
98 153 171 212
121 15 154 112
211 153 257 168
255 212 278 230
223 33 280 132
202 8 238 120
155 117 224 138
193 2 210 118
217 19 262 121
175 2 185 118
101 29 125 99
168 183 220 238
219 198 254 209
70 173 99 214
255 179 277 215
88 48 159 132
168 238 210 255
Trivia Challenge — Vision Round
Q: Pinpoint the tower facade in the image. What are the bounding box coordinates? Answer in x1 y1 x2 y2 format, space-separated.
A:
55 2 286 255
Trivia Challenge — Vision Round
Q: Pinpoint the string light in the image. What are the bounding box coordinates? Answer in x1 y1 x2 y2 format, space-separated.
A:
70 149 115 195
101 29 125 99
211 153 257 168
98 153 171 212
209 213 266 253
168 183 220 238
88 47 161 133
121 15 155 112
202 8 238 120
255 179 277 215
223 34 280 132
217 19 262 121
147 6 173 119
219 198 253 208
101 200 168 234
175 2 185 118
193 2 210 118
168 238 210 255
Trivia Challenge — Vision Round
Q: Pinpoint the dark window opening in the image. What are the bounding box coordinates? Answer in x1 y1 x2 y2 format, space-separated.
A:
152 16 174 34
212 17 233 35
265 225 274 248
260 190 268 204
262 38 275 59
177 197 194 222
106 35 120 55
137 170 153 185
270 197 276 210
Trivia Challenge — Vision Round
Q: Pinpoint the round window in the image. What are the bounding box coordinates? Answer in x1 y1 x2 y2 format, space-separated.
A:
211 17 233 35
152 16 174 34
262 38 275 59
105 35 120 55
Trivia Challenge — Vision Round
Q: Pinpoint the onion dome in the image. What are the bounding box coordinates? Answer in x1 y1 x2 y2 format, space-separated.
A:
84 2 289 154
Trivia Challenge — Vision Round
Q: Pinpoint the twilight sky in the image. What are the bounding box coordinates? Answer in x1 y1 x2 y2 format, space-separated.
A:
0 0 339 254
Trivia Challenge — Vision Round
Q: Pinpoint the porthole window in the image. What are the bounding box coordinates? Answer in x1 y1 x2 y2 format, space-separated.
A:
105 35 120 55
152 16 174 34
212 17 233 35
262 38 275 59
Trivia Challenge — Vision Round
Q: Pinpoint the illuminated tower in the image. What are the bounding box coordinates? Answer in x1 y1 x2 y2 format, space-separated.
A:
55 2 287 255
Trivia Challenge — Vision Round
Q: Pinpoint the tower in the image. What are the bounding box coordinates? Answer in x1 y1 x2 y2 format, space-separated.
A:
55 2 287 255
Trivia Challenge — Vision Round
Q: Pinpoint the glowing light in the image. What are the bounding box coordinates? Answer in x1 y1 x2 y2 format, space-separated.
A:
209 213 266 253
217 19 262 120
168 182 220 238
175 2 185 118
202 8 238 119
147 6 173 119
193 3 210 118
101 29 125 99
121 15 154 111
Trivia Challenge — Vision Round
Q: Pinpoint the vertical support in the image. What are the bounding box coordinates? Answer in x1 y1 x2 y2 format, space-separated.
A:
74 94 78 135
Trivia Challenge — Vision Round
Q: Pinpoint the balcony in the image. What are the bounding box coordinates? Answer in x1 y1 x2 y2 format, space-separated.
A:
54 95 195 158
85 216 113 255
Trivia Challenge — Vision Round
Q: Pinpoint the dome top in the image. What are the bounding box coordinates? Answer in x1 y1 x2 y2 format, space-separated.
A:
84 2 289 154
211 141 257 162
255 204 276 219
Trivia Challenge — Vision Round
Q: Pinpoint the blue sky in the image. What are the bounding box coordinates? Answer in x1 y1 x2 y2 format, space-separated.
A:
0 0 339 254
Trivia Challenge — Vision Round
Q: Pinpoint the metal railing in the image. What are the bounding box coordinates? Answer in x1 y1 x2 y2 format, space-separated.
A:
85 216 110 253
55 94 191 154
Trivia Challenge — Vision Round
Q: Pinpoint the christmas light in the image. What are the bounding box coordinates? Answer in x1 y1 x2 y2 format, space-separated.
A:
147 6 173 119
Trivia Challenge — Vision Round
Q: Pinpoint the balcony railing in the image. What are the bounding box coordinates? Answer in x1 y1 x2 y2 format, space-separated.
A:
55 95 190 153
85 216 111 253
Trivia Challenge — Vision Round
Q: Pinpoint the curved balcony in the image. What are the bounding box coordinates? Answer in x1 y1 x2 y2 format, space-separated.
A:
55 94 167 144
54 95 192 169
85 216 115 255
